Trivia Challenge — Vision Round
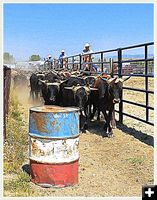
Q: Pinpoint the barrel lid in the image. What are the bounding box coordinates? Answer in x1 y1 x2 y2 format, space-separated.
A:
29 105 79 113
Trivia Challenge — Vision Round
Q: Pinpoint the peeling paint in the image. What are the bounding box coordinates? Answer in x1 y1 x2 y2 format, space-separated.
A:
29 105 80 187
30 137 79 163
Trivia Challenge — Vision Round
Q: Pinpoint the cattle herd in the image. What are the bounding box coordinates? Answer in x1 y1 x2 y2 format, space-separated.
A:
13 68 130 137
29 68 131 137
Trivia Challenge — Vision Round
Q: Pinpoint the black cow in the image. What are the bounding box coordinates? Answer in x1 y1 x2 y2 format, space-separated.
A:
91 76 130 137
44 71 60 83
29 73 45 100
84 76 96 87
59 76 90 131
66 76 86 86
40 80 60 105
63 84 90 131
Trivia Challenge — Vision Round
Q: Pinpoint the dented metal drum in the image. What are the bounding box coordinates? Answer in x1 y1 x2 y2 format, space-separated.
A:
29 105 79 138
29 105 80 188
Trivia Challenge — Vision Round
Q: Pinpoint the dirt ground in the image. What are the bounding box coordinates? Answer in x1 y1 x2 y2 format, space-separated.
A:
4 76 154 197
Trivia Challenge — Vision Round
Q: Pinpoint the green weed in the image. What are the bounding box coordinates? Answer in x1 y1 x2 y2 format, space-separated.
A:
126 157 145 165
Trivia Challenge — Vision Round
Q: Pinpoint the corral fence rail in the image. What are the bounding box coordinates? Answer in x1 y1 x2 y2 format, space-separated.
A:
3 65 11 141
45 42 154 126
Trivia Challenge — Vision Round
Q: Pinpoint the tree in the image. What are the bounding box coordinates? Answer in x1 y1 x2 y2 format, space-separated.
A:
29 55 41 61
3 52 15 64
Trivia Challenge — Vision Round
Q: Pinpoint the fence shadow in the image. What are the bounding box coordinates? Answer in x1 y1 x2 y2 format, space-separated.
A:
116 122 154 147
87 120 154 147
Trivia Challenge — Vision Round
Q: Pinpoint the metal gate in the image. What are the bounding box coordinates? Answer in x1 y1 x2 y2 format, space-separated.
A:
50 42 154 126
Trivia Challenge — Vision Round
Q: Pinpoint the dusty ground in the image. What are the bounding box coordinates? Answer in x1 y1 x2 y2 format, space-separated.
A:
4 76 154 197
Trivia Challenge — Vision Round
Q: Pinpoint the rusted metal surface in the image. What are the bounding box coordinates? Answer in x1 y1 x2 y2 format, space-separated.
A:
29 106 79 138
29 137 79 163
29 105 80 187
30 159 79 188
3 65 11 141
30 105 79 113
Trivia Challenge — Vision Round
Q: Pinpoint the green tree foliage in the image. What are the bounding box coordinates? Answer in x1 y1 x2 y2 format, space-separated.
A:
29 55 41 61
4 52 15 64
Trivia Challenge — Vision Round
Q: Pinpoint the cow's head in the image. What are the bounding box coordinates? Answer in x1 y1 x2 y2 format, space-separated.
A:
64 84 90 111
107 76 130 104
46 82 60 102
84 76 96 87
74 85 90 111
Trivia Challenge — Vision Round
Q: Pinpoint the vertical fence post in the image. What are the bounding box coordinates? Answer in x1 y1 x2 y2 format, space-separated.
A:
3 66 11 141
101 52 103 72
145 45 149 122
109 58 114 75
72 56 74 71
118 48 123 123
79 54 82 71
66 57 69 70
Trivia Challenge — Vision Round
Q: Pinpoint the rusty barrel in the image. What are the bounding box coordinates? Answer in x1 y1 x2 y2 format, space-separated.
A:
29 105 80 188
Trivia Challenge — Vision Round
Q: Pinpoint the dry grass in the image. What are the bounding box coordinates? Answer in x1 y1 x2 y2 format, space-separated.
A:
3 90 28 174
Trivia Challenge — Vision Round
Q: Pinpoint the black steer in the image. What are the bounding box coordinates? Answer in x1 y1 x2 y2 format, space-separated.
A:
40 80 60 105
63 85 90 131
92 76 130 137
30 73 45 100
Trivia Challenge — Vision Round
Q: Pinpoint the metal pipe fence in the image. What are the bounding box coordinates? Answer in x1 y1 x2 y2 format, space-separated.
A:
44 42 154 126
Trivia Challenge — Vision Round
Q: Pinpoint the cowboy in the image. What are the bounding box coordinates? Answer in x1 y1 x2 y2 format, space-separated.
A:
82 43 98 72
58 49 67 68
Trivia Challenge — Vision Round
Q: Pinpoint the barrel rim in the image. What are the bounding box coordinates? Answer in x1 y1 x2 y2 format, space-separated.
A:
29 133 80 140
29 158 79 165
29 105 80 113
35 183 76 188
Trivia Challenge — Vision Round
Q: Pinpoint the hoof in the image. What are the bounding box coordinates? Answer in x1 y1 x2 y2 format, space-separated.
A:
103 124 107 132
107 131 113 138
83 123 88 130
81 128 86 133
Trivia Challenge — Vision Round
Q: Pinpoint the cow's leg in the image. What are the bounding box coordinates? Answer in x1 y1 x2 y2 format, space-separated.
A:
88 98 92 119
97 109 100 121
83 104 89 130
35 91 38 99
111 109 116 129
107 111 113 137
90 103 97 120
29 90 33 100
31 90 35 100
101 110 113 137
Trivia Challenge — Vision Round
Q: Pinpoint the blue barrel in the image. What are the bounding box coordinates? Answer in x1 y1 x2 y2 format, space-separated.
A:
29 105 80 187
29 105 79 138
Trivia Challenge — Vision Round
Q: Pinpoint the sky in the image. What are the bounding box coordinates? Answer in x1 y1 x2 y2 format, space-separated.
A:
3 3 154 61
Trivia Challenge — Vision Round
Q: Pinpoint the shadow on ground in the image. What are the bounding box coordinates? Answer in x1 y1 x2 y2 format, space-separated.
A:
116 122 154 147
87 119 154 147
22 164 31 175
